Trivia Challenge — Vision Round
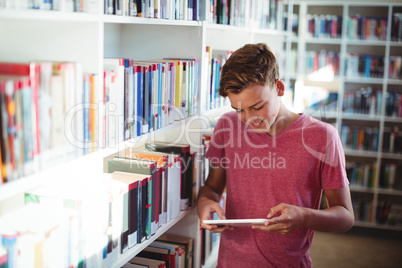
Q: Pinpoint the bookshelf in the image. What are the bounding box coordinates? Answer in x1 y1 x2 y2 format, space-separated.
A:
0 0 400 267
284 0 402 231
0 1 285 267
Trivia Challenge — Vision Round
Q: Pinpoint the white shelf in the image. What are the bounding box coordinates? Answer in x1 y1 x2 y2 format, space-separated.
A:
350 186 375 193
102 14 200 26
387 79 402 85
381 153 402 160
305 38 342 44
342 113 382 121
112 209 193 268
389 41 402 47
344 77 384 84
383 116 402 123
0 118 190 202
346 39 387 46
376 188 402 196
206 23 279 35
344 149 379 158
0 9 100 22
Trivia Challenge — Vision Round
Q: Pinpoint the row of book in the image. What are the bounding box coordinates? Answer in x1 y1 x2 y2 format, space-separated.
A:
347 16 387 41
340 125 379 152
0 61 97 184
346 161 376 189
385 91 402 118
342 87 382 116
345 54 384 79
204 47 231 111
305 14 342 39
207 0 282 29
0 141 197 268
383 126 402 154
388 56 401 80
123 233 193 268
353 199 402 226
103 0 200 21
0 0 98 12
103 58 199 145
305 50 340 76
379 162 399 190
391 13 402 42
282 12 298 35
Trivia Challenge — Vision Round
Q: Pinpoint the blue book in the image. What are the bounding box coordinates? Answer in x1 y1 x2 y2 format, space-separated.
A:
135 66 144 137
365 55 371 78
148 65 153 132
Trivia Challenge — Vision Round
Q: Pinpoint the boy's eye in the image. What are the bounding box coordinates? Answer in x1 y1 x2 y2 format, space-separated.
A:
235 109 243 114
253 105 264 111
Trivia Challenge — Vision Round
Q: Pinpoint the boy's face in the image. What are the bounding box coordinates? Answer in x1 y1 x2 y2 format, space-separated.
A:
228 80 284 134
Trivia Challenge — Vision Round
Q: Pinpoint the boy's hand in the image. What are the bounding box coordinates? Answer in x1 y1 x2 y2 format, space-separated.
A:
198 198 232 233
252 203 306 234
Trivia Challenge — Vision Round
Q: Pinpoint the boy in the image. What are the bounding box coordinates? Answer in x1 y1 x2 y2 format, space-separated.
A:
197 43 354 267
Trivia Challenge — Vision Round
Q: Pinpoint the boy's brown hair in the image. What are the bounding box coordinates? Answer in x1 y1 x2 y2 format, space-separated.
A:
219 43 279 97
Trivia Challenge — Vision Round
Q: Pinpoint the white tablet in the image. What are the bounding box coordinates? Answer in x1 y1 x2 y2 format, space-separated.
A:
203 219 268 227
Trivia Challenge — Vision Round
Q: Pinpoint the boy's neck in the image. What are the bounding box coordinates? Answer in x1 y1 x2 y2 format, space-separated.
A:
267 103 300 136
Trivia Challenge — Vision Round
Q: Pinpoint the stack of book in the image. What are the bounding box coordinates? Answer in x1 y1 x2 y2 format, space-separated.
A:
340 125 379 152
382 126 402 154
388 56 402 80
305 14 342 39
103 58 199 145
204 47 232 111
391 13 402 42
347 15 387 41
124 233 193 268
0 0 98 13
0 61 96 184
379 162 398 190
346 161 377 189
0 141 198 267
352 198 374 223
305 50 340 76
385 91 402 117
345 54 385 79
342 87 382 115
104 0 200 21
376 201 402 226
282 12 298 35
207 0 282 29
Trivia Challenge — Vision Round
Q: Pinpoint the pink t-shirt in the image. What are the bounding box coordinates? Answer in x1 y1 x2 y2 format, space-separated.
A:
205 112 349 268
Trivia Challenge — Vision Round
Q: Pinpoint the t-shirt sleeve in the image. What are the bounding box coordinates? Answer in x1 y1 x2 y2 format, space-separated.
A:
205 115 228 167
320 125 349 190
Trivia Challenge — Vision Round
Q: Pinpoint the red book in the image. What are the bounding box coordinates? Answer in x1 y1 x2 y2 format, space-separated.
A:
0 62 40 157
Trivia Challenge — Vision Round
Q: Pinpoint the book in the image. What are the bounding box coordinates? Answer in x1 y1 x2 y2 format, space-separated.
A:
157 233 194 268
104 58 126 145
125 150 169 227
137 246 175 268
111 171 147 251
145 141 193 210
151 240 185 268
129 256 166 268
107 157 157 239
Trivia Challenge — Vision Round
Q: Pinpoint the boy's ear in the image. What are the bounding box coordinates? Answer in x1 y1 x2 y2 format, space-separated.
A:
276 79 285 96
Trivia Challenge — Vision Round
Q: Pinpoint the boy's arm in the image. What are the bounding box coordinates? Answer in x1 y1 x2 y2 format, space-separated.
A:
252 186 354 234
197 164 228 232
